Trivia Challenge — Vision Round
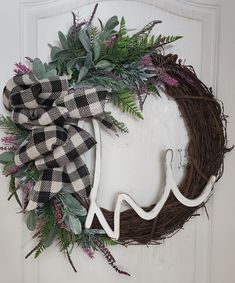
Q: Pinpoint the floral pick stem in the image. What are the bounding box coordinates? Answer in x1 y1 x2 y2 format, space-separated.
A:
66 249 77 273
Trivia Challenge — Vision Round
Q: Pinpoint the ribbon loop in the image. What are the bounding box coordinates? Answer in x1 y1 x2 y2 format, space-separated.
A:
3 73 110 210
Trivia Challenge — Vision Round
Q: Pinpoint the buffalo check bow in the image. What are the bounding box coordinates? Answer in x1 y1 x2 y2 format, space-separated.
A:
3 73 113 210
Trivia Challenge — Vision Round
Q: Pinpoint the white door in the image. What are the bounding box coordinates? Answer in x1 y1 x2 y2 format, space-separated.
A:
0 1 234 283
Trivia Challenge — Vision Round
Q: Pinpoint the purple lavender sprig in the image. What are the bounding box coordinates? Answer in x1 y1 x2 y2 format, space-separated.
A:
3 165 19 177
155 67 178 86
1 135 16 145
53 199 67 229
94 238 130 276
159 72 178 86
83 247 95 259
138 55 153 67
14 62 30 75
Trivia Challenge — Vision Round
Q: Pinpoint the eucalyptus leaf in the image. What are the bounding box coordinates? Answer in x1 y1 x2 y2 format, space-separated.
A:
59 194 87 216
50 46 62 60
60 210 68 223
58 31 69 49
60 187 75 195
100 16 119 40
93 37 101 61
66 59 78 74
0 151 14 164
26 210 36 231
78 31 91 52
3 161 16 172
47 61 57 72
95 60 115 71
12 165 27 178
44 225 57 247
84 51 93 68
105 15 119 31
104 66 116 72
32 58 46 80
67 214 82 235
77 66 89 83
53 49 69 61
44 69 57 79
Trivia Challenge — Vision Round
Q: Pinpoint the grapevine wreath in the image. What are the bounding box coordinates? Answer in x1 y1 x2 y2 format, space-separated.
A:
0 4 232 275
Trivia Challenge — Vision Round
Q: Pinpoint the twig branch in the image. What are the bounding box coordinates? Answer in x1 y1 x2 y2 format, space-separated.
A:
88 3 99 25
66 249 77 273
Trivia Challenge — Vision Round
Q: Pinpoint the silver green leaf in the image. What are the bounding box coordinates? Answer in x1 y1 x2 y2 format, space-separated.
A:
0 151 14 164
3 161 16 172
78 31 91 52
50 46 62 61
59 194 87 216
77 66 89 83
26 210 36 231
32 58 46 80
44 225 57 247
58 31 69 49
99 16 119 40
44 69 57 79
95 60 115 71
66 214 82 235
93 37 101 61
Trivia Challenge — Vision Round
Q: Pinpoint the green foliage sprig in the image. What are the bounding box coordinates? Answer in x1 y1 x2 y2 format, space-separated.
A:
109 90 144 119
29 5 181 119
0 115 29 140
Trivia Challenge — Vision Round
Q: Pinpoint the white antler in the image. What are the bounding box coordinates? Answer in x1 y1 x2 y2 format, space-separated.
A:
85 120 216 239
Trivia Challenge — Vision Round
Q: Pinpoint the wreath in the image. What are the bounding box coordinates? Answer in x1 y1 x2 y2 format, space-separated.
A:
0 4 231 276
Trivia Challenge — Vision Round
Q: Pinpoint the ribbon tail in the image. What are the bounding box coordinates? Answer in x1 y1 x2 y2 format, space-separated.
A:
26 157 92 211
95 112 118 135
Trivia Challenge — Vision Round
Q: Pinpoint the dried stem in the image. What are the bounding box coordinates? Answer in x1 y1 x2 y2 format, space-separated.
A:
66 249 77 273
88 3 99 25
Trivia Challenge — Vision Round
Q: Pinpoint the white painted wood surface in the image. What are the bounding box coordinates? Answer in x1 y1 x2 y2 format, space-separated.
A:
0 1 234 282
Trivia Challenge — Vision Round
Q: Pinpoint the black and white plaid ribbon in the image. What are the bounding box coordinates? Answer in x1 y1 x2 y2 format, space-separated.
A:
3 73 113 210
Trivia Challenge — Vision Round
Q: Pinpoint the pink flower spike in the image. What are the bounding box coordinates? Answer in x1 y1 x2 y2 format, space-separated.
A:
3 165 19 177
83 247 95 259
103 35 117 47
160 72 178 86
14 62 30 75
1 135 16 145
21 181 34 194
138 55 153 67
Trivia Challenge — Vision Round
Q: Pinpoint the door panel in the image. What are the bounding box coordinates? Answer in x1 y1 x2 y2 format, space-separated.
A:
0 1 234 283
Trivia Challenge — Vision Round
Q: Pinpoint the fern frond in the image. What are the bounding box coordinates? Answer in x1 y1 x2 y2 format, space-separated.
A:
97 235 119 246
34 242 45 258
87 24 100 44
105 113 129 133
8 175 22 208
86 75 126 91
35 202 56 257
113 120 129 133
58 229 73 251
0 116 29 139
156 35 183 47
118 17 127 38
109 90 143 119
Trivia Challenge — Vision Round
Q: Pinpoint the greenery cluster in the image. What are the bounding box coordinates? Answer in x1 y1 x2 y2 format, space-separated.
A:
31 6 181 120
0 116 122 273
